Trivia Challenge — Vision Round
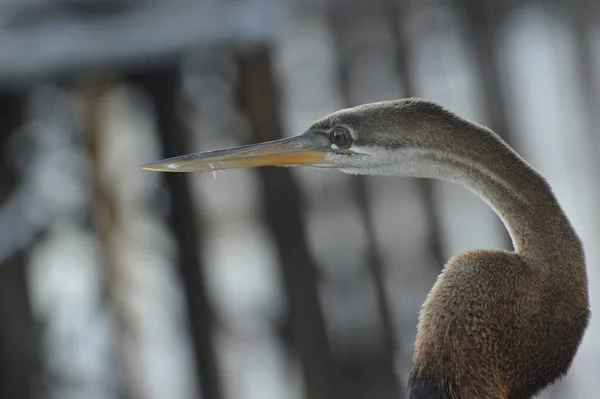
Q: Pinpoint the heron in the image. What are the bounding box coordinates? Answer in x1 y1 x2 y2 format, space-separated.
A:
142 98 590 398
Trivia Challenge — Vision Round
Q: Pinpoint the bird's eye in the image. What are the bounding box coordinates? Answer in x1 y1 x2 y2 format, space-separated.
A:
330 127 353 149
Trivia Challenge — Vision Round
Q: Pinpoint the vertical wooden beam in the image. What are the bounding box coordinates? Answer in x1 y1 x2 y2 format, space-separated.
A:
133 66 224 399
387 0 446 267
0 92 40 399
237 47 341 399
567 0 600 152
458 0 512 139
455 0 514 250
326 5 404 399
83 79 133 399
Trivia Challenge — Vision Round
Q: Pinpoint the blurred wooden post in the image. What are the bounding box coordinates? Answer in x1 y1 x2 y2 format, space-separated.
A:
0 92 40 399
456 0 514 249
457 0 512 141
237 47 341 399
387 0 446 267
133 66 224 399
83 79 137 399
326 5 404 399
567 0 600 153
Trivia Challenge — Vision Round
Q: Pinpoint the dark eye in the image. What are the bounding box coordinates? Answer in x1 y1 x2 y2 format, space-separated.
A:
330 127 353 149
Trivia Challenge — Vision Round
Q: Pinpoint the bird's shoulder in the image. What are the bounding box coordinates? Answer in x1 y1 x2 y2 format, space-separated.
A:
436 249 540 300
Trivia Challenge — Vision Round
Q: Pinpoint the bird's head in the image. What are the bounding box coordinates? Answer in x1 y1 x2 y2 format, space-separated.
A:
142 98 462 176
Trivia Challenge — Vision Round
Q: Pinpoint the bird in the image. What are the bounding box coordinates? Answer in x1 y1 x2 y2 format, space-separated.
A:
142 98 590 398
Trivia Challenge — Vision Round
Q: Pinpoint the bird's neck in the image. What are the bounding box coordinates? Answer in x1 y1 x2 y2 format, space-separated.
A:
410 133 582 262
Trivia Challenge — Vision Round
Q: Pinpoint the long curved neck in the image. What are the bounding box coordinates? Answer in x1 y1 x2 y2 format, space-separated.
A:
409 125 583 263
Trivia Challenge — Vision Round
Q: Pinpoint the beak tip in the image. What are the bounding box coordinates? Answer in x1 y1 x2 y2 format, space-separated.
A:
140 161 174 172
140 162 157 171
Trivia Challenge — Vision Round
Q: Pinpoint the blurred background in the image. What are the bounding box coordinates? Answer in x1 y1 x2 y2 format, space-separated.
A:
0 1 598 398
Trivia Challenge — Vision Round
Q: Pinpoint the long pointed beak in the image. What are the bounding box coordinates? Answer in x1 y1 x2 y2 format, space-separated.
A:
141 130 336 172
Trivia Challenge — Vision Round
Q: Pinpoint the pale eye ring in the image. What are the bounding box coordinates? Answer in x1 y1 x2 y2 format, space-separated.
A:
330 127 353 149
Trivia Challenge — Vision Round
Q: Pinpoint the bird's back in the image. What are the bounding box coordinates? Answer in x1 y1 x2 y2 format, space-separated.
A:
408 249 589 399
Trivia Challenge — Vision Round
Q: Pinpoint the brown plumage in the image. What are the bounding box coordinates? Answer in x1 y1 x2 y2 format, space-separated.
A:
142 98 590 398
